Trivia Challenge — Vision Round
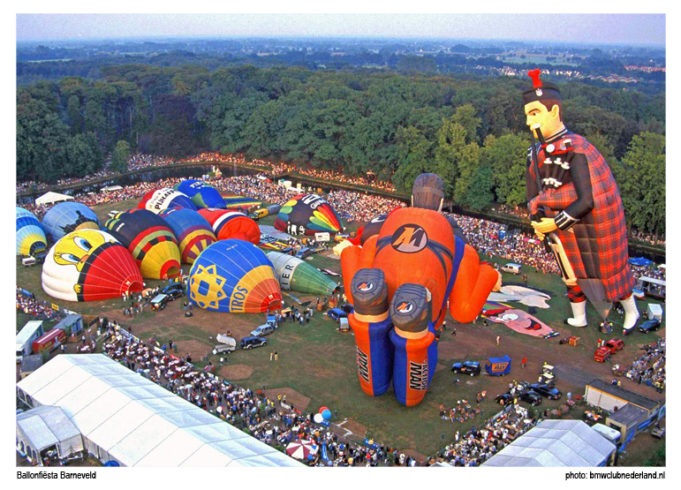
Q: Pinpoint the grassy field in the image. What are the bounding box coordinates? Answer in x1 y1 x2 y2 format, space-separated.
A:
16 200 666 464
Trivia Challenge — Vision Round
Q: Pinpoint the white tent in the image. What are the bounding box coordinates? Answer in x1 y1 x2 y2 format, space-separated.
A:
16 354 302 467
16 405 83 464
35 191 73 206
483 420 616 467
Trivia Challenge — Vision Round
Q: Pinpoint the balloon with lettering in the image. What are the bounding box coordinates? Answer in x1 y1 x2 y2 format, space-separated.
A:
42 202 100 242
274 194 343 236
188 239 282 313
138 188 197 214
104 209 181 279
340 173 499 406
16 207 47 257
41 229 143 302
267 251 338 295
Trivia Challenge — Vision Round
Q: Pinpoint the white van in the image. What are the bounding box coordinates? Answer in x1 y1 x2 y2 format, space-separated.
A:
501 263 522 275
16 321 45 362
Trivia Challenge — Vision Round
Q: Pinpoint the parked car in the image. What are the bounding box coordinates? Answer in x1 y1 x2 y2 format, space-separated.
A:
518 390 543 406
240 336 267 350
150 293 170 311
451 361 481 376
529 383 562 400
250 323 276 337
594 345 612 362
604 338 625 352
327 307 348 322
638 318 662 334
162 283 184 299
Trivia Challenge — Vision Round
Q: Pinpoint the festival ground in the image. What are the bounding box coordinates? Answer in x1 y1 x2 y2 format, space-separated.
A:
16 198 666 465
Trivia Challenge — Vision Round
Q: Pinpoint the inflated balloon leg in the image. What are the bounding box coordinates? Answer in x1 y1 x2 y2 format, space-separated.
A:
349 268 393 396
389 283 436 407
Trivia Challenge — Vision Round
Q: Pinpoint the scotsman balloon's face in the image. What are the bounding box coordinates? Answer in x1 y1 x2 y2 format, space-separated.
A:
524 100 563 139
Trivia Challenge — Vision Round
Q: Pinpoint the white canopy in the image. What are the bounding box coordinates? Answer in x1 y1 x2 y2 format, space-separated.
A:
16 405 83 459
17 354 301 467
35 191 73 206
483 420 616 467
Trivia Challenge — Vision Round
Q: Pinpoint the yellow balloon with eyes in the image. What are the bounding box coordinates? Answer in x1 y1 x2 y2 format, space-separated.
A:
53 230 113 271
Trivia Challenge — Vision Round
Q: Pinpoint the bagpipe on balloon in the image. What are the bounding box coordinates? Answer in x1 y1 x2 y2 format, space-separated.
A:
340 173 499 407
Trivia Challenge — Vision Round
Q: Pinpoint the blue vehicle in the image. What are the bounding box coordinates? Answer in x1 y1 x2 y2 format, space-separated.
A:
529 383 562 400
485 355 512 376
451 361 481 376
162 283 185 299
327 307 348 322
638 318 662 334
239 336 267 350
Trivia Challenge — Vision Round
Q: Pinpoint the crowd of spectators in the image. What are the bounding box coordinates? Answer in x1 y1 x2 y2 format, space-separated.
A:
431 404 535 466
101 328 418 466
625 339 665 392
16 288 64 321
439 399 483 424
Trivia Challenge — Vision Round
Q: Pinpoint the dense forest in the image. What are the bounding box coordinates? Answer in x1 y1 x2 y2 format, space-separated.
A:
16 64 665 235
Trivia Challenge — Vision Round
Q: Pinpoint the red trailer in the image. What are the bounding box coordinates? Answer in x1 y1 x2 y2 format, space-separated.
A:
32 328 66 354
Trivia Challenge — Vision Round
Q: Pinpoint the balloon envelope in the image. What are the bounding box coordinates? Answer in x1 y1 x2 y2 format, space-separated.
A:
188 239 282 313
175 179 226 209
138 188 197 213
16 207 47 256
198 208 260 244
104 209 181 279
274 194 343 236
159 207 216 263
267 251 337 295
42 202 100 242
42 229 143 302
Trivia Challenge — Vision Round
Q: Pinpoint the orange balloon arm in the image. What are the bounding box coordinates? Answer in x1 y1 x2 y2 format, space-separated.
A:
340 235 378 305
449 245 498 323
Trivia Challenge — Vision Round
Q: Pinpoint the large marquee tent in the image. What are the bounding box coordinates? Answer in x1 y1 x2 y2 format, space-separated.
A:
483 419 616 467
16 354 301 467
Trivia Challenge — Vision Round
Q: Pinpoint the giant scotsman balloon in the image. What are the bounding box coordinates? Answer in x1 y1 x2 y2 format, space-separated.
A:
188 239 282 313
159 208 216 264
523 69 638 332
16 207 47 257
198 208 260 244
104 209 181 279
340 174 499 407
274 194 343 236
137 188 197 213
266 251 338 295
175 180 226 209
42 202 100 242
41 229 143 302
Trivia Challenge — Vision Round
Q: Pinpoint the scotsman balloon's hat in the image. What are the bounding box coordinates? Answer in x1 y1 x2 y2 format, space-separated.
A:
522 69 561 104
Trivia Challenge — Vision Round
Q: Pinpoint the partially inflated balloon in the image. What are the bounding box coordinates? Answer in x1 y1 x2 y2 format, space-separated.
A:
274 194 343 236
16 207 47 256
188 239 281 313
266 251 338 295
223 195 262 212
175 180 226 209
198 208 260 244
104 209 181 279
42 202 99 242
41 229 143 302
159 207 216 264
138 188 197 213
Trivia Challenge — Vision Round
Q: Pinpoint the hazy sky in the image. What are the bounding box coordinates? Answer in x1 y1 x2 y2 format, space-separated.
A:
16 13 665 46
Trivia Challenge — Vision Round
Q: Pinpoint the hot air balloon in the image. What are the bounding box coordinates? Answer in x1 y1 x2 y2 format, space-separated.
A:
137 188 197 213
16 207 47 257
175 180 226 209
104 209 181 279
274 194 343 236
266 251 338 295
41 229 144 302
198 209 260 244
159 208 216 264
223 195 262 212
42 202 100 242
188 239 282 313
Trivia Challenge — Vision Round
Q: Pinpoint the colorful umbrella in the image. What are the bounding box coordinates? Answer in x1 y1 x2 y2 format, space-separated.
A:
285 439 318 460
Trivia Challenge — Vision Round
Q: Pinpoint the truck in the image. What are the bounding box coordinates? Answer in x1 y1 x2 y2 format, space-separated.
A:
16 321 45 363
32 328 67 354
501 263 522 275
594 338 624 362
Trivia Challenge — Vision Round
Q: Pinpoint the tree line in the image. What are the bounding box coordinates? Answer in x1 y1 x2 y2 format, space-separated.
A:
16 64 665 235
